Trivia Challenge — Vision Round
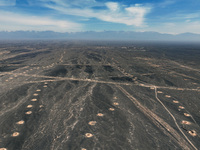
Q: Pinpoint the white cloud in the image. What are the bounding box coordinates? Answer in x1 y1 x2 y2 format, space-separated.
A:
106 2 119 12
0 11 82 32
166 12 200 21
184 13 200 19
0 0 16 6
125 6 148 26
44 1 150 27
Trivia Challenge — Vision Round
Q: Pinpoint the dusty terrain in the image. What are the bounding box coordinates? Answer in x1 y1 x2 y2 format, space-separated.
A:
0 41 200 150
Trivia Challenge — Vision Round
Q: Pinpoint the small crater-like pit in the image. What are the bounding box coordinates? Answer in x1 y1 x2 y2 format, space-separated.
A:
188 130 197 137
109 108 115 111
31 98 37 102
85 133 93 138
97 113 104 117
181 120 191 125
16 120 24 125
113 102 119 106
12 132 20 137
184 113 191 117
179 106 185 109
88 121 97 126
25 111 32 115
27 105 33 108
165 95 171 98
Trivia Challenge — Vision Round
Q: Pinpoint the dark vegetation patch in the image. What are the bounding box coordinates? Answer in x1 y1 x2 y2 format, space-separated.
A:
4 51 50 63
0 60 25 65
148 43 200 67
131 65 152 74
0 84 31 109
103 65 114 72
71 80 79 84
86 53 102 62
43 78 55 80
141 74 175 86
136 78 147 83
84 65 93 74
163 79 174 86
10 49 31 53
110 76 133 82
76 65 82 69
46 66 68 77
0 65 20 72
71 59 78 64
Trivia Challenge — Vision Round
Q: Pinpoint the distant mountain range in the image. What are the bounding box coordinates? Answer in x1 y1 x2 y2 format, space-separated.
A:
0 31 200 41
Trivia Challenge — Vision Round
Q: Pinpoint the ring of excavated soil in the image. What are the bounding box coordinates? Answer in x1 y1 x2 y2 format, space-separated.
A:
188 130 197 137
12 132 20 137
25 111 32 115
97 113 104 117
31 99 37 102
179 106 185 109
181 120 191 125
165 95 171 98
27 105 33 108
109 108 115 111
85 133 93 138
88 121 97 126
113 102 119 106
184 113 190 117
16 120 24 125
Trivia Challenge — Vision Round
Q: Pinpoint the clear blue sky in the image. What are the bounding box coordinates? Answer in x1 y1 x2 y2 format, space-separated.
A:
0 0 200 34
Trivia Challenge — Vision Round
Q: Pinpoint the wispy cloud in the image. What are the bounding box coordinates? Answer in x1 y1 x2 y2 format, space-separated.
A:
1 0 198 34
43 0 151 27
139 21 200 34
0 10 82 32
158 0 176 8
106 2 119 12
0 0 16 6
184 13 200 19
